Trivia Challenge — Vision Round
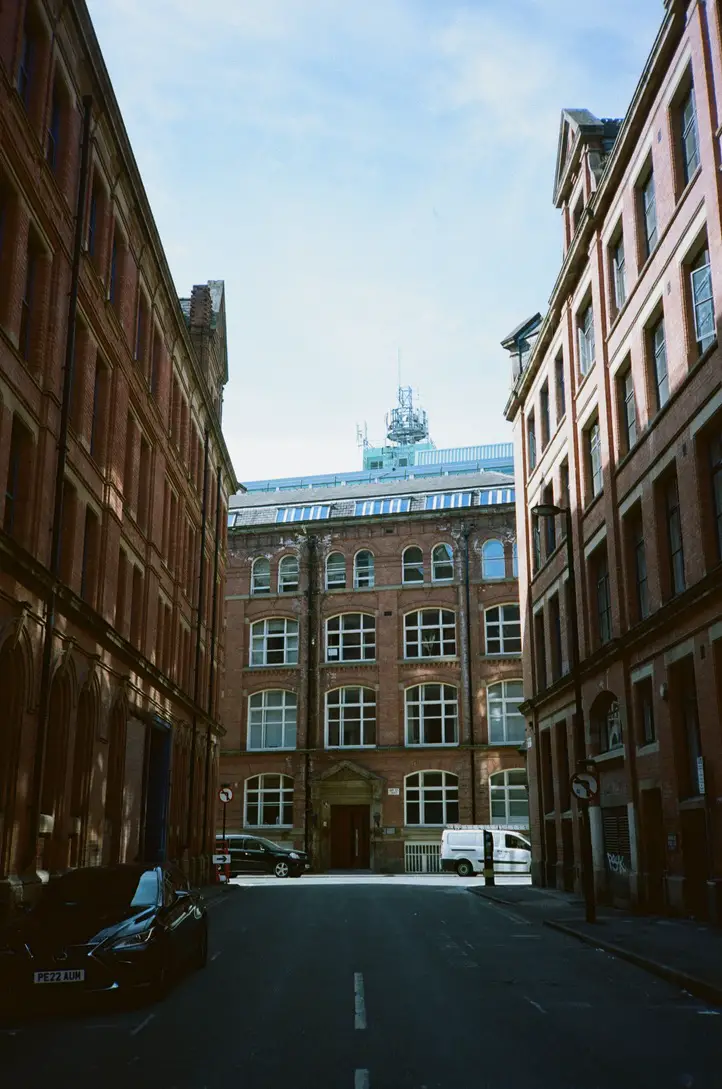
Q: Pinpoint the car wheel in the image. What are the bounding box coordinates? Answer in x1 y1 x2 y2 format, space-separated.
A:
194 923 208 970
456 859 473 877
150 953 171 1003
274 861 290 878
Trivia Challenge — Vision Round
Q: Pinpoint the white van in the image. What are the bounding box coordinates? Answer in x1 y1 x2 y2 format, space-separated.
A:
440 826 531 877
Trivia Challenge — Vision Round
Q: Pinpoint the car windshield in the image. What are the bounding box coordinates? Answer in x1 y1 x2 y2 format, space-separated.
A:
40 868 159 911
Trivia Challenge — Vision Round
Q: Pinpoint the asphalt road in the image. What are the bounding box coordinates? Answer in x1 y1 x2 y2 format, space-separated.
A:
1 877 721 1089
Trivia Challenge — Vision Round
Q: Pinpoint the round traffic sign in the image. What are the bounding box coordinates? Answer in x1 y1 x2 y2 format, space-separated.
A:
570 771 598 801
219 786 233 804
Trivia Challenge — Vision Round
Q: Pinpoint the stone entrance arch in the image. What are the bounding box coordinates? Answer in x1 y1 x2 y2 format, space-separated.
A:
311 760 385 871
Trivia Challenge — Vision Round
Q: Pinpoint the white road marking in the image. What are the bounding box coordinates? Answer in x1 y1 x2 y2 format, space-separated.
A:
697 1010 721 1015
354 1069 370 1089
130 1013 155 1036
354 972 367 1030
525 997 546 1014
211 951 221 962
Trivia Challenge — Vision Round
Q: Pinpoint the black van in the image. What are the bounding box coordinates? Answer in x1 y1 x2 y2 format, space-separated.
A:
216 834 309 878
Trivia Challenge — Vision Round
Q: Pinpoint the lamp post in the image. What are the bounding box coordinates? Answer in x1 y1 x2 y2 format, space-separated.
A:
531 502 596 924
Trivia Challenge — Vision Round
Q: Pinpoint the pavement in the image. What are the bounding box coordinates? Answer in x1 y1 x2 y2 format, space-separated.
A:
469 882 722 1007
1 874 721 1088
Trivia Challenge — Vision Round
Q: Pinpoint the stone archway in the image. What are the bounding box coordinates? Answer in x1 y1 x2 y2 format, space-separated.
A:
310 760 385 871
41 667 73 871
0 639 27 876
105 700 127 865
69 684 98 867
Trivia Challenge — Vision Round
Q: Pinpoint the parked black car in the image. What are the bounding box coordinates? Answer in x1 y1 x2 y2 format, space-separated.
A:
217 834 309 877
0 863 207 1008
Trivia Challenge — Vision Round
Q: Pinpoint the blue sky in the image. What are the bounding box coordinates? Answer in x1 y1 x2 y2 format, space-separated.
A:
87 0 664 484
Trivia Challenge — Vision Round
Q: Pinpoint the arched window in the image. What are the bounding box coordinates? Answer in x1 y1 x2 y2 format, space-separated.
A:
245 773 294 827
326 687 376 748
490 769 529 827
278 555 299 593
431 543 454 582
251 557 271 595
247 690 297 750
250 618 299 666
326 552 346 589
354 550 375 589
482 539 505 580
405 771 459 826
484 604 521 655
404 609 456 658
487 680 524 744
326 614 376 662
405 684 458 746
402 546 424 584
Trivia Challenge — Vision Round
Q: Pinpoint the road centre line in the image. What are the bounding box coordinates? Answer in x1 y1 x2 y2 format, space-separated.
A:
525 997 546 1014
354 1070 370 1089
211 951 221 962
130 1013 155 1037
354 972 367 1030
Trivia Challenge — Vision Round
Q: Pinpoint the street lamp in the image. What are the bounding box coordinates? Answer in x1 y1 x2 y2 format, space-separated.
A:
530 502 596 924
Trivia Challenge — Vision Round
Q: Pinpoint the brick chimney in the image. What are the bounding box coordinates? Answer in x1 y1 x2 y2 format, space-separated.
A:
189 284 212 328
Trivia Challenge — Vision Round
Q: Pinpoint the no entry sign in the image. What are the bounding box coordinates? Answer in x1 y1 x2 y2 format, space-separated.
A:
219 786 233 804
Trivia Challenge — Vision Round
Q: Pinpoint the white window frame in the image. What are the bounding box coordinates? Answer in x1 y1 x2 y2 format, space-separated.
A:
578 302 595 376
244 773 294 827
612 232 626 311
431 543 454 582
587 419 603 497
353 549 375 589
405 684 459 746
355 497 411 516
487 680 525 745
425 493 472 510
326 551 346 590
402 545 424 584
251 557 271 595
276 505 330 523
690 248 715 354
326 613 376 663
404 770 459 826
481 539 505 580
247 690 297 751
484 603 521 655
404 609 457 659
249 617 299 667
325 686 377 748
278 555 299 593
489 769 529 827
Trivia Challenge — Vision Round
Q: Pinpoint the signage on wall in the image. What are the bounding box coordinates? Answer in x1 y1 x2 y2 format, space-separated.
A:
387 787 400 796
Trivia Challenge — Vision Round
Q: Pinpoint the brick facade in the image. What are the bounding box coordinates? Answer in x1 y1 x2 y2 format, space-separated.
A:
504 0 722 918
0 0 235 914
219 476 526 873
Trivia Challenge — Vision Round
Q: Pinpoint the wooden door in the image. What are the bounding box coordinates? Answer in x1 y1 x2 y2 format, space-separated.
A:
330 805 370 868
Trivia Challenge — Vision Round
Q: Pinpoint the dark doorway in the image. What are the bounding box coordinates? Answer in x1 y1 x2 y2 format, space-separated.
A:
330 804 370 869
640 788 665 912
680 807 709 919
141 722 172 863
561 818 575 892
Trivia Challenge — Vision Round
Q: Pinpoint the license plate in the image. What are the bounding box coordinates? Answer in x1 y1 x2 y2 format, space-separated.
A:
33 969 85 984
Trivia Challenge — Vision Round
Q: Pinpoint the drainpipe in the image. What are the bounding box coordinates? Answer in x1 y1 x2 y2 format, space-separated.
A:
186 429 210 855
461 525 477 823
303 534 318 861
29 96 93 865
201 466 222 866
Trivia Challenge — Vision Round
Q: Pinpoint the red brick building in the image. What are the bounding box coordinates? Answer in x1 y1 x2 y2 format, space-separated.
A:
220 473 526 873
504 0 722 918
0 0 235 914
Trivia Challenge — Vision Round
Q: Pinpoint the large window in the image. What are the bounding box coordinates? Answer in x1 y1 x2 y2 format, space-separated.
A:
251 557 271 595
578 302 595 376
425 493 471 510
326 552 346 589
405 685 458 746
484 604 521 655
482 539 505 580
431 543 454 582
640 170 657 258
250 618 299 666
355 498 410 516
592 545 612 644
404 609 457 658
490 770 529 827
664 474 685 595
585 418 603 500
278 555 299 593
650 317 669 410
405 771 459 826
487 681 524 744
690 247 715 356
611 231 626 311
326 613 375 662
247 691 297 750
354 550 375 588
245 774 293 826
326 687 376 748
617 363 637 453
527 411 537 470
679 85 700 186
402 546 424 583
276 506 329 523
628 508 649 621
